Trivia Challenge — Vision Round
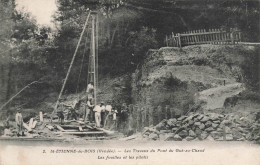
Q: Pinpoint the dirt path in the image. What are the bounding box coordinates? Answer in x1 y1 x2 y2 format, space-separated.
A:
197 83 245 110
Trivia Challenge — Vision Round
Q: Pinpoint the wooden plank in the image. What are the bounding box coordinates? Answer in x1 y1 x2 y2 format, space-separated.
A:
46 125 54 131
204 29 207 43
166 35 168 47
172 33 176 47
56 125 65 132
194 30 199 43
190 31 194 43
54 131 104 135
214 29 217 44
193 30 197 43
200 29 203 42
182 32 185 45
215 29 218 44
175 36 178 47
177 33 181 47
198 30 202 43
180 31 227 37
0 137 64 141
95 127 115 135
230 28 235 44
23 123 32 132
29 118 34 129
40 112 43 122
210 29 214 44
32 121 37 129
61 129 80 132
222 31 226 44
199 29 202 43
60 125 80 129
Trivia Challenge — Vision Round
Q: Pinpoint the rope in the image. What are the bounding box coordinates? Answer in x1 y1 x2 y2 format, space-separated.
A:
51 11 91 120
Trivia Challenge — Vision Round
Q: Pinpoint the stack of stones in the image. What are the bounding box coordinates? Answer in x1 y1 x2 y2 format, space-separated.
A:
142 112 260 142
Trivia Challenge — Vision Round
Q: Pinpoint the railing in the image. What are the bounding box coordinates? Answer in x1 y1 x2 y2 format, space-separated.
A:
165 28 242 48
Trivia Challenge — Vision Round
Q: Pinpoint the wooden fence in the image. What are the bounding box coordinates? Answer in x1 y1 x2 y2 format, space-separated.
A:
165 28 242 47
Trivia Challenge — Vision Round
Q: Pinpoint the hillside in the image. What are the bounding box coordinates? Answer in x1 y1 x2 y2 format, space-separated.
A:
101 44 260 115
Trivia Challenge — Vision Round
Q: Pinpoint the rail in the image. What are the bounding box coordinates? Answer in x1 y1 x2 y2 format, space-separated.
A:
165 28 242 47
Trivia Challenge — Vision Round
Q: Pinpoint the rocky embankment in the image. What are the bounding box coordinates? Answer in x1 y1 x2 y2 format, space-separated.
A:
130 44 259 114
142 112 260 143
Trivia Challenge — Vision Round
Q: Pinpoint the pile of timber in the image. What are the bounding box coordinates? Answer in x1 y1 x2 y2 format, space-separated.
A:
53 122 114 136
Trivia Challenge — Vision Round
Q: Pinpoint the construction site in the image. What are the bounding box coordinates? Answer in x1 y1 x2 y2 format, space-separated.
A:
0 0 259 146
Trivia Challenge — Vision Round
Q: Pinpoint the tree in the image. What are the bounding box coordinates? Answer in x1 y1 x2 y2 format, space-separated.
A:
0 0 56 109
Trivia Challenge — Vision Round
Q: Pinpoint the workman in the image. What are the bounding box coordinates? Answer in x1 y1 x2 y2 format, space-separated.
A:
110 109 118 130
120 103 129 131
104 102 112 129
86 82 94 99
100 102 106 127
15 108 24 136
85 97 94 122
93 102 104 128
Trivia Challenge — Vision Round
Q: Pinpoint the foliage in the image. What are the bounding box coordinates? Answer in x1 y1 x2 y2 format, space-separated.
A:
127 27 158 65
1 0 259 110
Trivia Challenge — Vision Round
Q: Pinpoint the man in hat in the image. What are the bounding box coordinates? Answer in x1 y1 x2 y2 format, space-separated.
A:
110 108 118 130
100 101 106 127
15 108 24 136
93 102 105 128
85 97 94 122
104 102 112 129
86 82 94 100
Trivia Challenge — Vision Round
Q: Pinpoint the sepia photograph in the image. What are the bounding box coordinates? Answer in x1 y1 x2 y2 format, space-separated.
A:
0 0 259 164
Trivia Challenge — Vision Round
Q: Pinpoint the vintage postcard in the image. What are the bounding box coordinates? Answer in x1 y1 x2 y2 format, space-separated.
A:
0 0 259 164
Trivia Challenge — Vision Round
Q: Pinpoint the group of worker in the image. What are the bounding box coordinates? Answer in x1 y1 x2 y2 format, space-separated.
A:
83 98 118 129
57 82 118 129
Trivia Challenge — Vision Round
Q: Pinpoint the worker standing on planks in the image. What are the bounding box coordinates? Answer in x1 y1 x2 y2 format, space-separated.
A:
86 82 94 100
104 102 112 129
15 108 24 136
93 102 104 128
85 97 94 122
100 102 106 127
110 109 118 130
120 103 129 132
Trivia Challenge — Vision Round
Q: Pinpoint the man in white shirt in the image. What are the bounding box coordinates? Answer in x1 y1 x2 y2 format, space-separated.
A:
93 102 104 128
15 108 23 136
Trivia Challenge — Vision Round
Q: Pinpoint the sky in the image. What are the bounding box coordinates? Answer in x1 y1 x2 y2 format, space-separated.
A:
16 0 57 27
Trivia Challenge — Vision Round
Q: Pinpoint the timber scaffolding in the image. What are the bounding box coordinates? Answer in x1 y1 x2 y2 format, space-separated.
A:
165 28 242 48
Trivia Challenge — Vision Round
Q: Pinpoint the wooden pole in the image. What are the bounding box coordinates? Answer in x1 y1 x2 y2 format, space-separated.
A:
166 35 168 47
51 11 91 120
95 14 99 104
177 33 181 48
92 15 97 105
0 81 39 111
40 111 43 122
230 28 234 44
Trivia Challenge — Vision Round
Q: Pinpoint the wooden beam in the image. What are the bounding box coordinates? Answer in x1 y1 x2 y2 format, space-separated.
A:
56 125 65 132
54 131 104 135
